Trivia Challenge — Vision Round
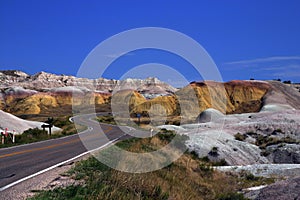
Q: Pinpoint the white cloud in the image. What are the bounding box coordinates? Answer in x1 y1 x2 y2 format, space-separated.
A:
225 56 300 65
221 56 300 82
103 52 135 58
272 70 300 78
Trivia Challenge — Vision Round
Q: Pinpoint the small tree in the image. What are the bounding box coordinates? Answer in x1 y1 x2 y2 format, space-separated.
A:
283 80 291 84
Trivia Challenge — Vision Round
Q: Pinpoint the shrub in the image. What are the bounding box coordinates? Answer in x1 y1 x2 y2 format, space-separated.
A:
217 192 248 200
275 128 283 133
22 128 47 137
198 163 214 177
209 146 219 156
239 170 259 181
157 132 175 142
234 133 247 141
245 131 256 136
200 156 210 162
212 158 228 166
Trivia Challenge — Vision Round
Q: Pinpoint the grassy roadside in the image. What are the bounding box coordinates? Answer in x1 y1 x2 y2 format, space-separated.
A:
29 132 275 200
0 116 86 148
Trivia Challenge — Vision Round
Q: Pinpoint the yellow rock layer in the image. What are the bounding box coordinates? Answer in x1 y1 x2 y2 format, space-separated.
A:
130 81 270 120
3 92 111 115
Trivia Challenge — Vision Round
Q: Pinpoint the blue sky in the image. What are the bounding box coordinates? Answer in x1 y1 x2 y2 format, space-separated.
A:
0 0 300 85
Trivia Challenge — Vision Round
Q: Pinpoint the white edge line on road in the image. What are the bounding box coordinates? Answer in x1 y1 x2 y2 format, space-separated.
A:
0 134 126 192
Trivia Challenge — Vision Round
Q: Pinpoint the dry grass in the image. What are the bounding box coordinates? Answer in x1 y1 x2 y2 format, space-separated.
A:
30 132 275 200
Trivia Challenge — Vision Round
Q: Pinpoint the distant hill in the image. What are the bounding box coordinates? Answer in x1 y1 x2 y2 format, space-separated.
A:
0 70 176 117
1 70 299 122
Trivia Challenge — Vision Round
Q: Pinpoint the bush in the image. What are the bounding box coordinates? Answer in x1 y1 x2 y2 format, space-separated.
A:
53 117 72 128
96 115 116 124
212 158 228 166
234 133 247 141
217 192 248 200
198 163 213 177
157 132 176 142
23 128 47 137
200 156 210 162
209 146 219 156
255 134 298 149
275 128 283 133
245 131 257 136
239 170 259 181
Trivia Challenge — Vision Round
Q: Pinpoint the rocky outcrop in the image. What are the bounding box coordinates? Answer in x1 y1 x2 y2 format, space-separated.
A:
196 108 225 123
263 80 300 110
129 80 271 120
266 144 300 164
0 71 177 95
225 80 270 113
245 176 300 200
131 95 178 116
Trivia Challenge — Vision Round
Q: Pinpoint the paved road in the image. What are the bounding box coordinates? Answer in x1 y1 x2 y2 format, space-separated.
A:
0 114 132 190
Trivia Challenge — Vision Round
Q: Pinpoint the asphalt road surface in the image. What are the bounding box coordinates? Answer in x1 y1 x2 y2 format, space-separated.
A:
0 114 133 190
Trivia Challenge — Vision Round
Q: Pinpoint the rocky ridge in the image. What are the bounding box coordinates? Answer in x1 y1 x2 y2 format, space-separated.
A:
0 70 176 115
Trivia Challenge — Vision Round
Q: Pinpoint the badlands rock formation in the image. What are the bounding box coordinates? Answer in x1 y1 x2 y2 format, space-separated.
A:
0 70 176 94
160 80 300 166
1 70 299 122
0 70 175 115
133 80 271 122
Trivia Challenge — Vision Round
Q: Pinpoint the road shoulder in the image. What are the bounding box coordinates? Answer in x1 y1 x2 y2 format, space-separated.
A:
0 154 89 200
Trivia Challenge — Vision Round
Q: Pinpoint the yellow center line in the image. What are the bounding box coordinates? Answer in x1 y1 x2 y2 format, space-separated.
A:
0 126 113 159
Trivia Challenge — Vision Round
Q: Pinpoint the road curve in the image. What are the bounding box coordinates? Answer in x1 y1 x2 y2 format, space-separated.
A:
0 114 131 191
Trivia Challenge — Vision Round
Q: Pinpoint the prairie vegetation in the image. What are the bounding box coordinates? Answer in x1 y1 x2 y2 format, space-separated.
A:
30 132 275 200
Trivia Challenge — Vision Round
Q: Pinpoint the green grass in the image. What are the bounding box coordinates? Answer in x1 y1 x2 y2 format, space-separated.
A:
29 132 275 200
0 116 86 148
0 128 62 148
96 115 117 125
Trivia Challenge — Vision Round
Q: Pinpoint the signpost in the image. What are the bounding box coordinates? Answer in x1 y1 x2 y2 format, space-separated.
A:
42 117 54 135
41 124 53 135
